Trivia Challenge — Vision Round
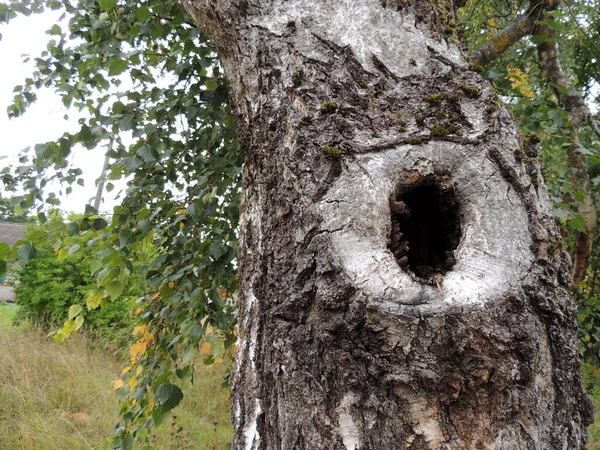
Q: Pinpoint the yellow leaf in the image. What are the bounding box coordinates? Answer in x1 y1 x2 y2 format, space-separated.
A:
132 325 147 336
179 222 184 230
507 66 535 98
168 281 176 289
200 341 212 354
214 357 223 365
129 376 138 390
112 379 124 390
121 365 132 376
86 290 103 310
130 341 147 359
133 307 142 315
136 365 143 376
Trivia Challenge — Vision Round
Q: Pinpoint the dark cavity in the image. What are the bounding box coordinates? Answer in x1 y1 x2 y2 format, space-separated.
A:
389 173 461 281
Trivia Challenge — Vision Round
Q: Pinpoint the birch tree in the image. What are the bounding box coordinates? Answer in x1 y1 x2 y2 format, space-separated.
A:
180 0 593 448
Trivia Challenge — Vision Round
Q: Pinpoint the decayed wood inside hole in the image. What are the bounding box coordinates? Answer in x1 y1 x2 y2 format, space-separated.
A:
389 173 461 283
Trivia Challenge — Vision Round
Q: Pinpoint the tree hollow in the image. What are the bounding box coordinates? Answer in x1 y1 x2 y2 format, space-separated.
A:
390 173 460 280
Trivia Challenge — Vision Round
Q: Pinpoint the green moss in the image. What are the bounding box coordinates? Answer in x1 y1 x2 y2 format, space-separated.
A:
415 114 425 126
514 146 524 164
471 63 484 74
375 79 387 95
398 126 408 133
530 172 540 189
408 137 423 145
445 92 460 103
460 83 482 98
360 80 368 89
425 93 442 104
431 120 460 136
320 101 338 114
519 130 541 146
321 145 344 159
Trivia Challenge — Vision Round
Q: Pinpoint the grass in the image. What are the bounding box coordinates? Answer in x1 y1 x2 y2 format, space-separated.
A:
0 305 233 450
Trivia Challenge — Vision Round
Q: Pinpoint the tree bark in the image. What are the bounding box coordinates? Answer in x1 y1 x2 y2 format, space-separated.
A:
183 1 592 448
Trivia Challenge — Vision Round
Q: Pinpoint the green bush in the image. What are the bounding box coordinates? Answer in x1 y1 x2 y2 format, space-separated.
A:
14 249 134 346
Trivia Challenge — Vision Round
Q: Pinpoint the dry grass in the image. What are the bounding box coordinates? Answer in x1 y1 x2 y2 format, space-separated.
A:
0 305 233 450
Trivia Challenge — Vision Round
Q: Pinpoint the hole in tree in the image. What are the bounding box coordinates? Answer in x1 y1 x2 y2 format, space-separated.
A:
389 172 461 281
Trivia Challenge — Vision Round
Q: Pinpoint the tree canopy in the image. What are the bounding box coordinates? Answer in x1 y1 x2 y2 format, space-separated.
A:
1 0 599 447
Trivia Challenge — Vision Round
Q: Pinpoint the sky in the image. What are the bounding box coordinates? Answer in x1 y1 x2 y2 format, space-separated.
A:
0 9 124 214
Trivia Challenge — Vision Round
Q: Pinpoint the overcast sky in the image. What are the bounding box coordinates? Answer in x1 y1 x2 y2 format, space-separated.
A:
0 10 124 214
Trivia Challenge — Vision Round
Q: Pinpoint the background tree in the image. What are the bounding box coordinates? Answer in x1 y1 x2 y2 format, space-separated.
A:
0 197 28 223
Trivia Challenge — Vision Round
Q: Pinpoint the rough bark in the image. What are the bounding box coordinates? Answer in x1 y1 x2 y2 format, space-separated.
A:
183 1 592 448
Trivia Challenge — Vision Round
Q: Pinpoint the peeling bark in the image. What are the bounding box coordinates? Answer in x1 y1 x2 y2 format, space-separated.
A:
183 0 592 448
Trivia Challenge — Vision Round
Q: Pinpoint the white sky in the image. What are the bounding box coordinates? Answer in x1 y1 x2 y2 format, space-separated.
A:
0 10 125 214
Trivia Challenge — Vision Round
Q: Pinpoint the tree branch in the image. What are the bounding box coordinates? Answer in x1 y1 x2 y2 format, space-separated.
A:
469 14 536 67
536 18 598 289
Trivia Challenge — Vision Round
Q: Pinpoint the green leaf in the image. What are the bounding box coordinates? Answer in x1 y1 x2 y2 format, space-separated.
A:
48 24 61 35
136 5 152 21
67 222 80 235
156 383 183 412
204 79 219 90
86 290 103 309
93 218 108 230
578 147 594 156
210 243 228 260
109 58 128 76
0 260 6 277
68 304 82 320
18 243 37 264
57 248 69 260
55 319 78 343
531 34 553 45
107 280 124 300
570 214 586 233
99 0 117 11
119 229 136 248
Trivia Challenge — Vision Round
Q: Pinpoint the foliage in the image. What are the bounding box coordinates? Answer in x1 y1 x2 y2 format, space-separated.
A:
11 212 150 345
1 0 600 447
0 0 239 445
0 197 28 223
14 248 134 345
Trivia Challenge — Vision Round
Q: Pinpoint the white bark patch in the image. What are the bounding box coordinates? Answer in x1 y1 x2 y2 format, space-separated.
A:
254 0 465 79
243 399 262 450
395 387 444 449
319 142 533 311
336 393 361 450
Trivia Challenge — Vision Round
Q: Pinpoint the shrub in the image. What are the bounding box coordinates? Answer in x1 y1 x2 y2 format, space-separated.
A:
14 249 134 346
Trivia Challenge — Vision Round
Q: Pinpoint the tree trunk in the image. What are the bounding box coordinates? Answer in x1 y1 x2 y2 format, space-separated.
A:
183 0 593 448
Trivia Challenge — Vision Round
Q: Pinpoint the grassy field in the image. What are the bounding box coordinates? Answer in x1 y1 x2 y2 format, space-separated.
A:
0 304 233 450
